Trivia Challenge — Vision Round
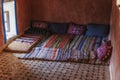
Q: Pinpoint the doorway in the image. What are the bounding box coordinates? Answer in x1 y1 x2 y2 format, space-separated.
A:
2 0 18 43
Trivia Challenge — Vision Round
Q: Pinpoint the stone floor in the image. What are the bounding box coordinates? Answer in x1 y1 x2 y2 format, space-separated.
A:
0 53 110 80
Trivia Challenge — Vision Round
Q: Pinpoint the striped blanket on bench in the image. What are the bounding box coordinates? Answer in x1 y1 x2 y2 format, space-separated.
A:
13 34 108 65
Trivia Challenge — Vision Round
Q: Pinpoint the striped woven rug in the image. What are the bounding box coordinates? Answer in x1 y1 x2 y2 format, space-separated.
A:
13 34 108 65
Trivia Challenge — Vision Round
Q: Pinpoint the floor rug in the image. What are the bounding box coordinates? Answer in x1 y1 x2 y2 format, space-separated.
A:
0 53 110 80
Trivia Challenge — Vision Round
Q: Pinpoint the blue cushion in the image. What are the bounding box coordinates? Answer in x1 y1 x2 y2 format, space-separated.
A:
49 23 68 34
86 24 110 37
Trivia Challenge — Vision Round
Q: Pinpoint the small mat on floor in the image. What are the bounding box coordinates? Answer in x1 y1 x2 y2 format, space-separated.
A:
4 34 43 53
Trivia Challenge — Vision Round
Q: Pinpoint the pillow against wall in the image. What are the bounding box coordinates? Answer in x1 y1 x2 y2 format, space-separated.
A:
32 21 48 29
24 27 48 35
97 40 112 61
67 23 86 35
86 24 110 37
49 23 68 34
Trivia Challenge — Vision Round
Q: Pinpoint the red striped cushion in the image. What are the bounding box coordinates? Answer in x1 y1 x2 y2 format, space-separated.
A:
45 35 57 47
60 35 72 48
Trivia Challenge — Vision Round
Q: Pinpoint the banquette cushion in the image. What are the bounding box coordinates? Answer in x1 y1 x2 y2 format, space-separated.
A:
67 23 86 35
86 24 110 37
31 21 48 29
97 40 112 61
49 23 68 34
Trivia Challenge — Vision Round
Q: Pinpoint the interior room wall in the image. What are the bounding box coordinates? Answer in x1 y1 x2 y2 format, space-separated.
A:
0 0 32 47
110 0 120 80
0 0 6 47
31 0 112 24
16 0 31 34
0 0 112 47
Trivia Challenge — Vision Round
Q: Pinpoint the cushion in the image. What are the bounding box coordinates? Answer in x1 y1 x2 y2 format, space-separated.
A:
32 21 48 29
97 40 112 61
24 27 48 35
4 35 43 53
49 23 68 34
67 23 86 35
86 24 110 37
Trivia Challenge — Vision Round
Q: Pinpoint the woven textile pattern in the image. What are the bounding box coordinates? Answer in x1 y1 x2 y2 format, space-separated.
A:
5 35 43 53
14 34 106 65
0 53 110 80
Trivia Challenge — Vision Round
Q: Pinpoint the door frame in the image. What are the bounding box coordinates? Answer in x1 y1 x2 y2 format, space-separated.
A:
2 0 18 43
